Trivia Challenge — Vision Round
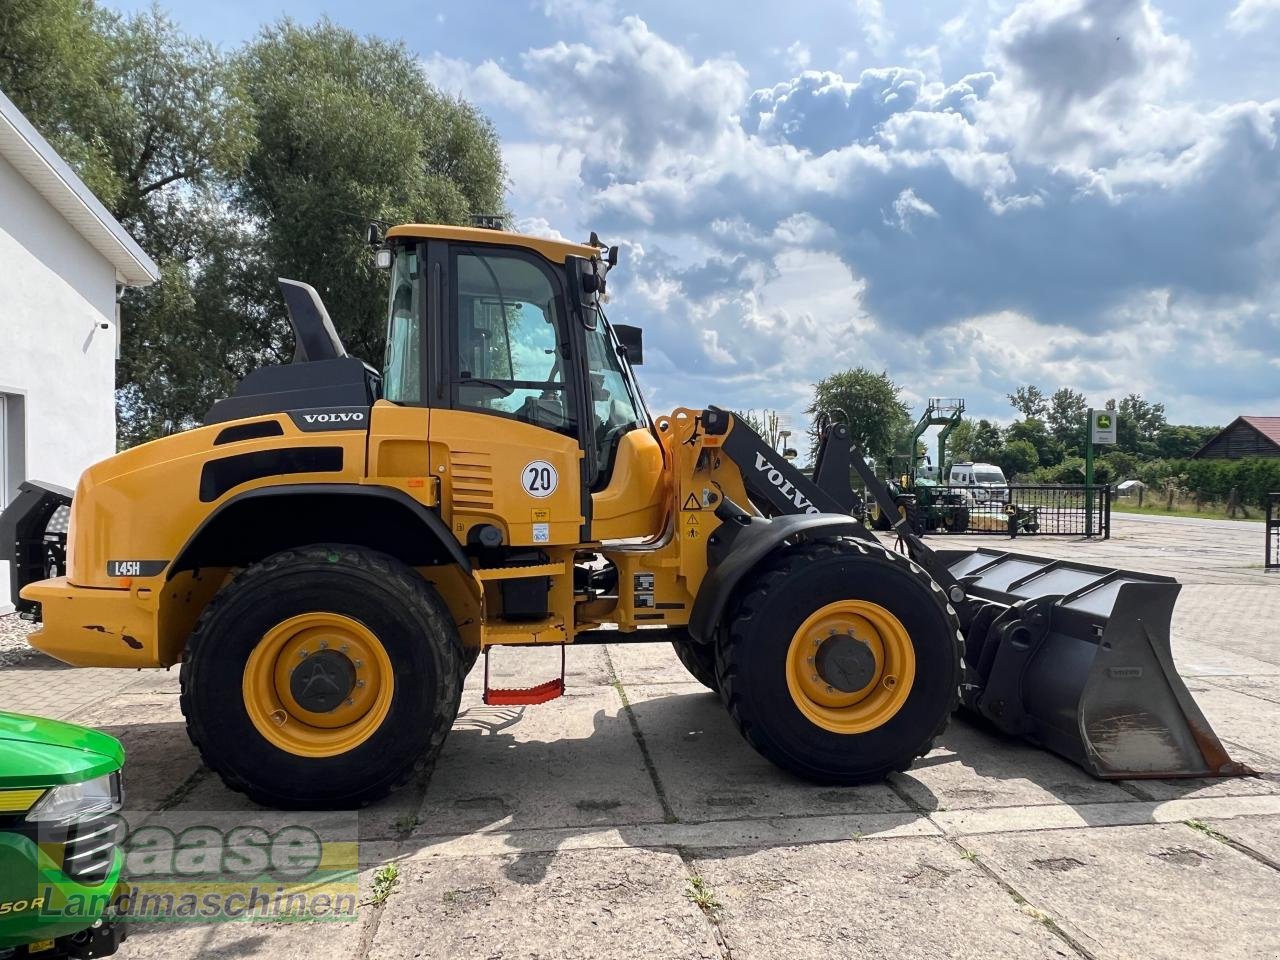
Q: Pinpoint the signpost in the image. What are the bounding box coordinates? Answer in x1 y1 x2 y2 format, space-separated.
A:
1085 405 1116 536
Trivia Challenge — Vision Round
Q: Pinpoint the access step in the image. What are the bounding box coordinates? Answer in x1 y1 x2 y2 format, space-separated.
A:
482 644 566 706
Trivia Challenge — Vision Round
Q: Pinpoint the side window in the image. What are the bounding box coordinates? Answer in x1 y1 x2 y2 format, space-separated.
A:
452 250 575 434
382 247 423 403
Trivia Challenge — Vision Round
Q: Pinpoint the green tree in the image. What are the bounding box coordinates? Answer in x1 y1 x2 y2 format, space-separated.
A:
1005 417 1063 468
1117 394 1167 456
968 419 1004 465
995 439 1038 479
236 20 506 365
0 0 120 202
946 417 975 463
806 368 910 468
1007 384 1048 419
1155 424 1216 459
1046 387 1088 454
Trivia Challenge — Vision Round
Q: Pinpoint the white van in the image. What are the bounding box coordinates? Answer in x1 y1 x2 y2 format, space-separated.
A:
949 461 1009 502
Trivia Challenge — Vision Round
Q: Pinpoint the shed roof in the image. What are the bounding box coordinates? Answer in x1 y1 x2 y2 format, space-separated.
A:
1241 417 1280 447
0 88 159 287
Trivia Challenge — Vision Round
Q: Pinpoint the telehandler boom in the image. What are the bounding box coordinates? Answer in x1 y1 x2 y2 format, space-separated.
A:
1 222 1246 808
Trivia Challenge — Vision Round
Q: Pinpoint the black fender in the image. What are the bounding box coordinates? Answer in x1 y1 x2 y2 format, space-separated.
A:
170 483 471 576
1 480 73 617
687 512 873 643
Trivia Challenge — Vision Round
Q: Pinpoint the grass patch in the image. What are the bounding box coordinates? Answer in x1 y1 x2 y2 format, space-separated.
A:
685 874 721 917
1185 818 1231 842
370 863 400 906
1111 502 1263 522
393 813 418 834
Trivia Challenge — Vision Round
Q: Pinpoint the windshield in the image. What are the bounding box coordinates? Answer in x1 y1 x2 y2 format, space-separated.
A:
382 246 422 403
975 470 1005 484
584 304 646 484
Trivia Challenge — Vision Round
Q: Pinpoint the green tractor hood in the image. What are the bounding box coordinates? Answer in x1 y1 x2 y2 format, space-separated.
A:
0 712 124 789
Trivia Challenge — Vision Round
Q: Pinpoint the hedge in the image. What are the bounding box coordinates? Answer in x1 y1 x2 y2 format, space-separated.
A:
1135 458 1280 509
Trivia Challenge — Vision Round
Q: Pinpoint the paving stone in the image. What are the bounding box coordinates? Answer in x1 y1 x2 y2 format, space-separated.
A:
891 715 1134 812
119 913 367 959
369 847 720 960
968 823 1280 960
625 681 908 822
463 642 614 693
0 654 139 719
695 837 1070 960
605 640 700 686
411 687 666 837
1181 679 1280 762
1206 813 1280 865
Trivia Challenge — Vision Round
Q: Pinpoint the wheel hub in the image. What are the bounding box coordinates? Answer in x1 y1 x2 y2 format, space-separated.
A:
289 649 356 713
814 634 877 693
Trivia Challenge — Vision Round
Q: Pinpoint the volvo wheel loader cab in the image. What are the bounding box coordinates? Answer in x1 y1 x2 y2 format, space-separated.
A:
2 220 1247 810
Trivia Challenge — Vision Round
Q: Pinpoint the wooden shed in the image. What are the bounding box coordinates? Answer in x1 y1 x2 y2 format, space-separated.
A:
1192 417 1280 459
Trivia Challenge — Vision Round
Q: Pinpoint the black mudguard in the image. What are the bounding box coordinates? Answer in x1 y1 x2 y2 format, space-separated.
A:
0 480 73 618
686 507 873 643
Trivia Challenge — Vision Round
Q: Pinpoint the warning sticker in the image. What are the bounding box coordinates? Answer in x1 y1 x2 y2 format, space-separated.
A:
684 511 701 539
531 508 550 523
682 492 703 510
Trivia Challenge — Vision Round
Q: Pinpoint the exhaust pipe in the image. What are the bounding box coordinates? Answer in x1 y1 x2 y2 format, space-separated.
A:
944 549 1251 779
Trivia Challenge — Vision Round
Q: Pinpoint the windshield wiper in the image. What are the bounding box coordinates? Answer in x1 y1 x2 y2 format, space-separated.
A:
453 376 515 397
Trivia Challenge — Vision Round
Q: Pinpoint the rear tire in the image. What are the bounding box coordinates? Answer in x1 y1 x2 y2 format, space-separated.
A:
671 631 719 692
716 539 960 784
179 544 463 809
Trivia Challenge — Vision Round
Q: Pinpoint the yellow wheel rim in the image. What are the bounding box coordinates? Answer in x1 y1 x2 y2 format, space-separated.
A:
785 600 916 734
242 612 394 758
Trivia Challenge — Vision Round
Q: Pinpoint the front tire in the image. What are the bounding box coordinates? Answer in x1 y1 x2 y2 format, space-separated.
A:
716 540 960 784
671 631 719 692
179 544 463 809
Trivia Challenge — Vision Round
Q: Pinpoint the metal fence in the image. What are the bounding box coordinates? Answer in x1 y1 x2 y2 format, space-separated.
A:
1268 493 1279 570
902 484 1112 539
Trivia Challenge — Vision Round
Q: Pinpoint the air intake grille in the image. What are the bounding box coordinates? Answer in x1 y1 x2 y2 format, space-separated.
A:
450 451 494 510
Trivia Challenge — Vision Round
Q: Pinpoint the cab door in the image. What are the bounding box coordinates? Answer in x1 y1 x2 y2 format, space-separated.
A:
427 242 588 549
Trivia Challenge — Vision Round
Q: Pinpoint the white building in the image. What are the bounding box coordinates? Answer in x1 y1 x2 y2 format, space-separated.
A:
0 89 159 612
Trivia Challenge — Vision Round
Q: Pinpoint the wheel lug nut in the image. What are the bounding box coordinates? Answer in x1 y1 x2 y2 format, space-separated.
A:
356 680 366 688
319 640 329 649
341 643 350 653
297 649 308 659
354 660 363 669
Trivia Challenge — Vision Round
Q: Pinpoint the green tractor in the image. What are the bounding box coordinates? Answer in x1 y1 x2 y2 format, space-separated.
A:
0 713 126 959
870 398 970 534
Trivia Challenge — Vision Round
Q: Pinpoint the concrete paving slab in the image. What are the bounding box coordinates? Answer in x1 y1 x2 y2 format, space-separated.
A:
1202 673 1280 706
369 846 721 960
694 837 1070 960
119 914 368 960
410 687 666 837
891 716 1135 812
625 681 909 821
967 823 1280 960
1207 813 1280 865
930 793 1280 836
606 641 702 686
380 811 937 864
0 654 140 719
1171 638 1280 677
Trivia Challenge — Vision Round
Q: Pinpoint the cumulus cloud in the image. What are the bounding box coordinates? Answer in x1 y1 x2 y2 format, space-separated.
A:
428 5 1280 427
1228 0 1280 33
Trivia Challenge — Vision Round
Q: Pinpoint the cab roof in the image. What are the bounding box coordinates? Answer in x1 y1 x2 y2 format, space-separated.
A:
386 223 600 264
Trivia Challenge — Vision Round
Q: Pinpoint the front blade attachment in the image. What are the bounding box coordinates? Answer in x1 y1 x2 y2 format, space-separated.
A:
943 548 1251 780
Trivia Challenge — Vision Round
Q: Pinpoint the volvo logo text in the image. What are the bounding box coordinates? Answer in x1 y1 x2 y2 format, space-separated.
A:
753 452 819 514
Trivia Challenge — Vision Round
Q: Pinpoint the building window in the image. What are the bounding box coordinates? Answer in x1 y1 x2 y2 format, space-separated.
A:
0 393 26 509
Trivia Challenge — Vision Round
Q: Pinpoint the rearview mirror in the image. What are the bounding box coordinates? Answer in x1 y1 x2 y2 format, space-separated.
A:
614 324 643 365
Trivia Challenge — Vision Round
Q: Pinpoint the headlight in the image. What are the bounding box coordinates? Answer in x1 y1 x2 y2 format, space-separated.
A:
26 772 123 825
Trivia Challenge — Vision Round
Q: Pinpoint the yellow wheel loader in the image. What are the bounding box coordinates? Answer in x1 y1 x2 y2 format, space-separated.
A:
1 222 1248 809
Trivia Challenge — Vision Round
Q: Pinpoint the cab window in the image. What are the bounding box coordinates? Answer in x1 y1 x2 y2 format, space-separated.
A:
382 246 423 403
452 249 575 435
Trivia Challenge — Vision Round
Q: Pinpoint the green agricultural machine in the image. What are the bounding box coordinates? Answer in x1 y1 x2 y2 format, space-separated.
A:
0 713 126 959
871 398 970 534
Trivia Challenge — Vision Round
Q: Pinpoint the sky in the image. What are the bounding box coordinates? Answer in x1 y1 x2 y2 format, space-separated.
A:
107 0 1280 436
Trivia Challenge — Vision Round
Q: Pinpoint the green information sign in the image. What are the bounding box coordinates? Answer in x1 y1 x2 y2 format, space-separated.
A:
1091 410 1117 445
